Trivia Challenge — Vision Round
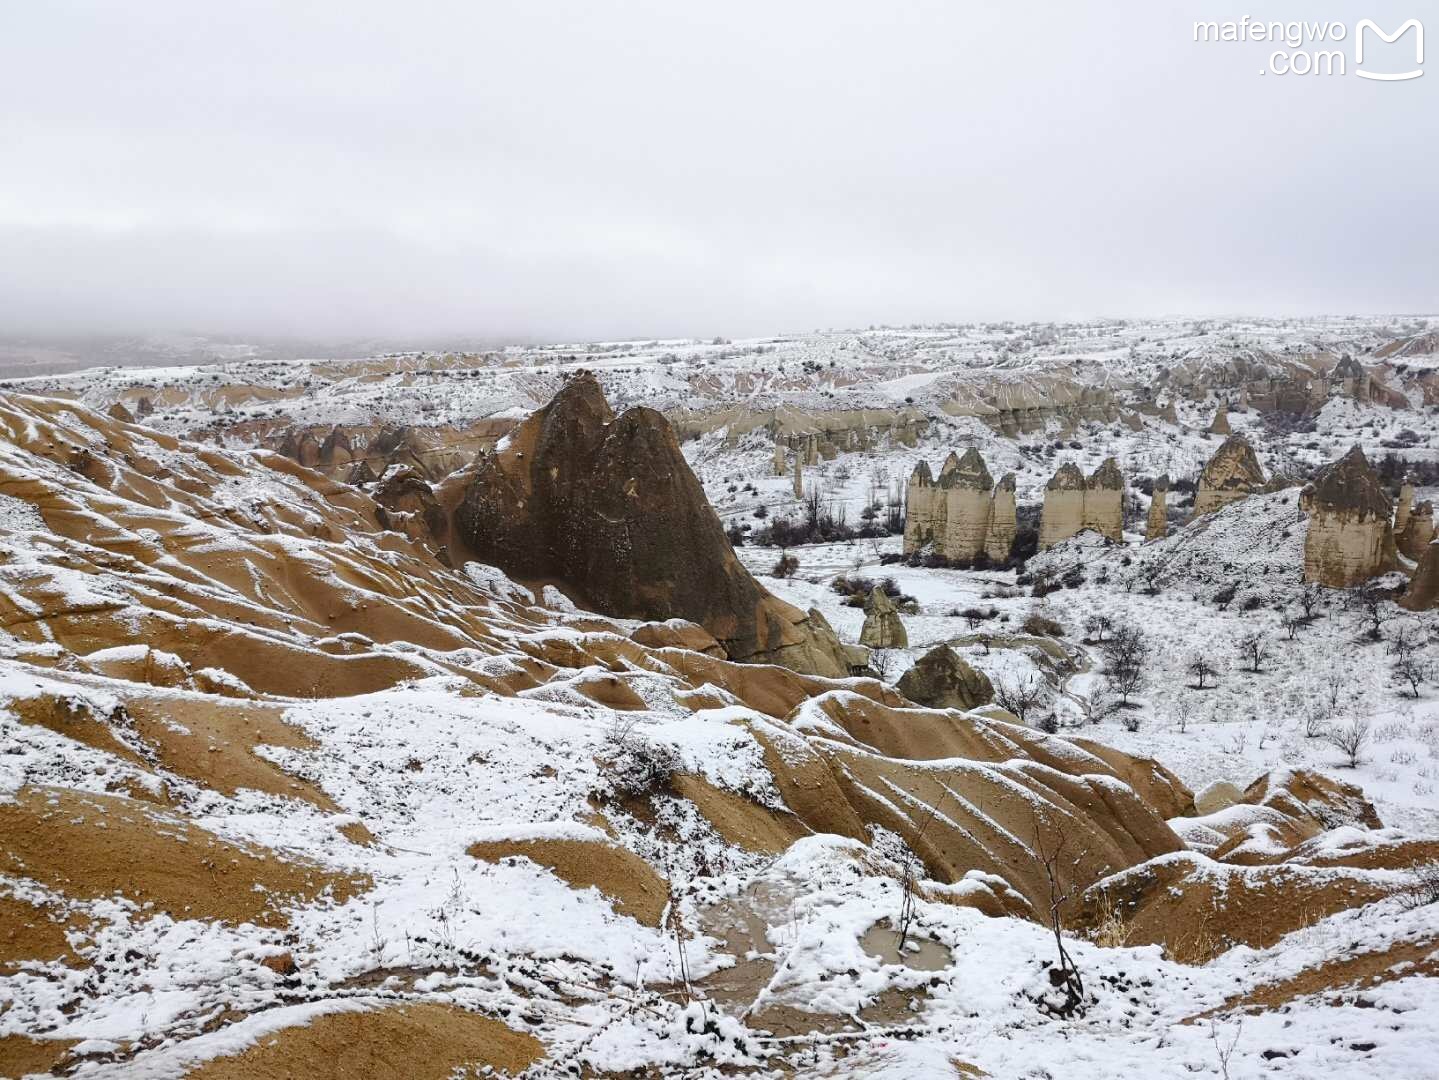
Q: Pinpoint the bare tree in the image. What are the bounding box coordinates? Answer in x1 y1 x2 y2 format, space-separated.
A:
1102 622 1149 706
1298 584 1323 621
1237 632 1270 673
1393 653 1426 699
1173 696 1194 734
1352 584 1388 641
1187 653 1217 690
994 674 1050 726
1083 613 1113 643
1321 668 1346 717
1030 817 1087 1018
1281 612 1303 641
1324 717 1371 768
960 607 986 631
1388 625 1423 664
1078 682 1114 725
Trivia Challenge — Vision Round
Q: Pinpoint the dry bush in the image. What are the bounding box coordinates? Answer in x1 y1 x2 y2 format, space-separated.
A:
1087 895 1132 949
1398 863 1439 910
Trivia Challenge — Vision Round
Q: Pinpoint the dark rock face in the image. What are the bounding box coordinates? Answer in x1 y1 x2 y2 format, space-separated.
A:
373 466 450 560
897 645 994 711
455 373 850 676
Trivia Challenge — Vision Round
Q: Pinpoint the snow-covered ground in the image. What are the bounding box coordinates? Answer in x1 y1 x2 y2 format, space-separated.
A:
743 530 1439 836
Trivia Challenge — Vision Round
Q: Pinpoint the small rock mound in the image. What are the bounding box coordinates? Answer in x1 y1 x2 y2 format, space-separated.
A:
897 645 994 710
858 586 907 649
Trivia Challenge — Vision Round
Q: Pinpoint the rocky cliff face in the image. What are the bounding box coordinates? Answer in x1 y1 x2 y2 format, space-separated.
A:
454 373 852 676
1300 446 1395 588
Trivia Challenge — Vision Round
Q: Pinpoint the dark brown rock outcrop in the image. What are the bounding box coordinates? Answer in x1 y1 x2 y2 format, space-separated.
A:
897 645 994 711
373 466 451 560
454 373 851 676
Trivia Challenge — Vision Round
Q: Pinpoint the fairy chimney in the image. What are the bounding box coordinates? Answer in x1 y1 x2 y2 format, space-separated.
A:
1146 474 1169 542
1207 402 1231 435
941 448 995 561
1039 463 1088 549
859 586 908 649
903 460 941 553
792 452 804 499
773 441 787 476
1300 446 1395 588
1083 458 1125 542
1194 435 1266 517
984 473 1017 562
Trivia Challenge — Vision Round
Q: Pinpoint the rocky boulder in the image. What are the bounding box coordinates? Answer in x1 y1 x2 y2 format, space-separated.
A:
858 587 908 649
453 373 851 677
897 645 993 710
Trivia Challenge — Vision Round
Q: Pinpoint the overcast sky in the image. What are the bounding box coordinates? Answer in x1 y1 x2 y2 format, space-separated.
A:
2 1 1435 343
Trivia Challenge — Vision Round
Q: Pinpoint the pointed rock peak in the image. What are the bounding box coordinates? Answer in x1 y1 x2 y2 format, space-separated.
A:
1088 457 1124 490
1047 462 1086 491
1334 355 1365 379
938 451 962 478
911 460 934 485
1152 473 1170 492
549 370 615 425
1305 445 1392 518
995 472 1016 493
941 447 993 490
867 585 896 613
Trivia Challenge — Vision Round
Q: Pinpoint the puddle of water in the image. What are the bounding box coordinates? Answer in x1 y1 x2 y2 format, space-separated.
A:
860 924 953 971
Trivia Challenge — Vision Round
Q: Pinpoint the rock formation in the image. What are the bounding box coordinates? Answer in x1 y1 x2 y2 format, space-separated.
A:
1083 458 1125 541
1194 434 1266 517
372 466 450 558
1300 446 1395 588
985 473 1017 561
772 441 786 476
902 451 1015 563
897 645 993 710
454 372 853 676
1207 402 1231 435
1146 474 1168 541
941 449 994 560
903 460 939 552
792 453 804 498
858 587 908 649
1039 463 1086 549
1039 458 1125 549
108 401 135 424
1401 541 1439 610
1394 480 1436 562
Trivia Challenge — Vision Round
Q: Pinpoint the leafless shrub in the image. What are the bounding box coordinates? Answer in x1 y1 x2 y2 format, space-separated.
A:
1087 894 1131 948
1393 653 1427 699
600 717 681 796
1187 653 1217 690
1030 818 1088 1018
1351 583 1389 641
1173 696 1194 734
1397 863 1439 910
1324 717 1372 768
1236 631 1270 673
1102 622 1149 705
994 674 1051 726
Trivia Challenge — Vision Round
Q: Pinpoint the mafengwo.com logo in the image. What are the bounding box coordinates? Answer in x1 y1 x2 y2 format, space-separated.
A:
1194 17 1423 79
